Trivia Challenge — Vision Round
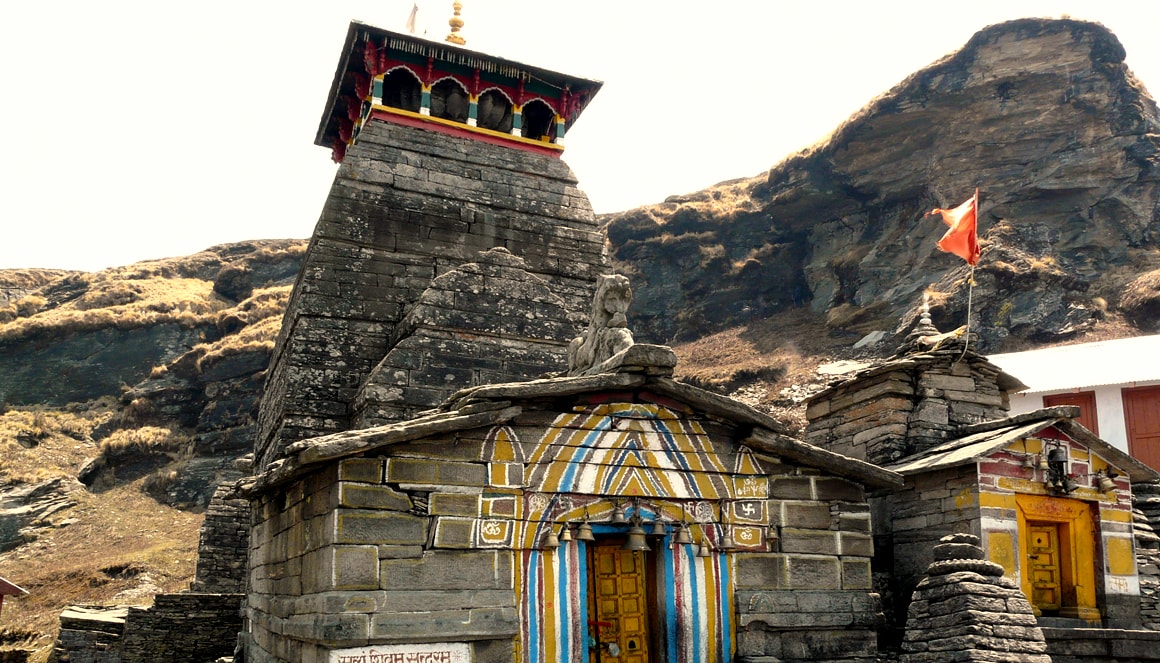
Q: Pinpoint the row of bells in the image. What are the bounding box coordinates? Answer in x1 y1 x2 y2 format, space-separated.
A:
542 518 736 555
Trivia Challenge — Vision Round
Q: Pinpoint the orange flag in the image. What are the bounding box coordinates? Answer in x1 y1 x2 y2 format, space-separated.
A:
927 188 980 266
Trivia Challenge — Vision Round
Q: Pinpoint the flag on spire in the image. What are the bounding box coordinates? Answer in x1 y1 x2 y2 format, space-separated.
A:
405 2 419 34
926 188 981 265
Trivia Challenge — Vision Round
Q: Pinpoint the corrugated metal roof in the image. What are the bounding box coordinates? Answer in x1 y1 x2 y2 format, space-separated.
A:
988 334 1160 393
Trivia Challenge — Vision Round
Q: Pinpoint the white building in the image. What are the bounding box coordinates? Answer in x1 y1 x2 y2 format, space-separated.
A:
989 334 1160 471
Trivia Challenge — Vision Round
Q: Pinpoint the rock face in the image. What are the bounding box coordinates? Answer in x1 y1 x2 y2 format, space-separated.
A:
605 18 1160 348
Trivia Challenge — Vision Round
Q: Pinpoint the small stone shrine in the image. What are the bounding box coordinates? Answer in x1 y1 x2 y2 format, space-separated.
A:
806 297 1160 658
900 533 1050 663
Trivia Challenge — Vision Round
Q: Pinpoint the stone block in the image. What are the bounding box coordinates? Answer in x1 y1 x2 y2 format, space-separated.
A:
378 545 425 559
381 551 513 591
840 532 874 557
734 555 787 590
371 607 518 640
429 493 481 516
769 478 812 500
782 502 832 530
302 545 379 592
433 517 475 548
920 374 976 392
337 482 412 511
784 555 842 590
387 457 486 486
779 529 839 555
283 612 370 645
336 510 427 545
842 558 872 590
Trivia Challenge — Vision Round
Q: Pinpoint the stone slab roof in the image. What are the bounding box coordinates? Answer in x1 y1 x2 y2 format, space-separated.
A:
885 406 1160 482
245 346 903 495
805 346 1027 406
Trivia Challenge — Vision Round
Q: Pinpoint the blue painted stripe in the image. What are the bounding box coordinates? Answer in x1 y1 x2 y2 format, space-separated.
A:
690 550 702 663
665 542 679 663
720 553 732 662
557 416 613 489
528 550 540 663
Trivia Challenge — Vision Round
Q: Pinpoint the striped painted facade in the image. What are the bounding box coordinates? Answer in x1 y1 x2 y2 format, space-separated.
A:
513 403 749 663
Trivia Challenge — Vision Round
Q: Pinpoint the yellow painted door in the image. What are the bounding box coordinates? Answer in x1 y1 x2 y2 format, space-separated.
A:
590 541 650 663
1028 523 1062 611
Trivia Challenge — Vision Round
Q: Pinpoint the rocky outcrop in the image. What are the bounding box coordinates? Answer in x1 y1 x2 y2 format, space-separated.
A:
0 477 82 552
0 240 305 407
605 18 1160 348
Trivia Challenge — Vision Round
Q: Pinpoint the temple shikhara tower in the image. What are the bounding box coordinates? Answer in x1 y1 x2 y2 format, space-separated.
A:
255 18 606 472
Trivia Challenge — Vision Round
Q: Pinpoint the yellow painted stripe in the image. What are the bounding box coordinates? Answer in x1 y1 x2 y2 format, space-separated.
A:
978 492 1018 509
1101 509 1134 523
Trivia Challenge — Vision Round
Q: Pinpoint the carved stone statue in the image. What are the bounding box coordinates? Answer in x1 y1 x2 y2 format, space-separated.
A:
567 275 635 376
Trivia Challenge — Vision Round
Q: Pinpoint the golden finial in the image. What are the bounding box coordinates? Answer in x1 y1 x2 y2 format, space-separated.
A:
446 1 466 45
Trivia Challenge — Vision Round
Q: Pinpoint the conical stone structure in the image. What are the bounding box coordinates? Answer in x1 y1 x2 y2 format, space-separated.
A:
900 533 1050 663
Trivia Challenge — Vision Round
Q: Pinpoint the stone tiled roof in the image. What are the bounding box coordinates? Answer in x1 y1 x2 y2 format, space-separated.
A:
245 345 903 495
885 406 1160 482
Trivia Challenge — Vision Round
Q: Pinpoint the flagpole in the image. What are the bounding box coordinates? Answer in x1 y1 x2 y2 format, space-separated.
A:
955 187 980 365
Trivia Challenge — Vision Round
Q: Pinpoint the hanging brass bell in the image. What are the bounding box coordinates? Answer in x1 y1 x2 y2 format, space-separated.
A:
1037 454 1050 471
696 539 712 557
650 519 667 537
1099 473 1116 493
559 524 573 543
622 522 651 551
718 526 736 551
542 527 560 550
577 520 596 542
611 503 628 524
674 523 693 546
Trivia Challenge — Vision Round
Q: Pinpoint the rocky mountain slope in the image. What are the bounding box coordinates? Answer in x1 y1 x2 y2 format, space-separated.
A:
604 18 1160 349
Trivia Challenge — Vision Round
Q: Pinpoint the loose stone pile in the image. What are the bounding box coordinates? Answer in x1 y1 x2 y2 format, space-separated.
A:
900 533 1050 663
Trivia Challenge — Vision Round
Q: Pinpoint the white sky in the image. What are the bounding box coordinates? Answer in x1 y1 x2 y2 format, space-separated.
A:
2 1 1159 272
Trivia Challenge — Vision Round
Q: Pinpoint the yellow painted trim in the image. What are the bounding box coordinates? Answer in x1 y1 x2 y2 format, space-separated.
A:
978 492 1018 510
1107 536 1137 576
1016 494 1099 617
1100 509 1134 523
987 530 1017 577
371 105 564 152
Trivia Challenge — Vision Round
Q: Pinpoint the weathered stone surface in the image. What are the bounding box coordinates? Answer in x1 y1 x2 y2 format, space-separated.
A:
604 18 1160 348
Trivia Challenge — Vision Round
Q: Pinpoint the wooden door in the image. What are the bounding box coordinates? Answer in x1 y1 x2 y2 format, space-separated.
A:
1044 391 1099 435
1027 522 1062 612
589 541 650 663
1125 386 1160 471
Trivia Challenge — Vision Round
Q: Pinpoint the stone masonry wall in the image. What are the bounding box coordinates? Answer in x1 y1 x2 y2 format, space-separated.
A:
805 351 1009 467
736 474 881 662
191 483 250 593
119 593 242 663
873 465 981 641
245 456 518 663
255 119 606 470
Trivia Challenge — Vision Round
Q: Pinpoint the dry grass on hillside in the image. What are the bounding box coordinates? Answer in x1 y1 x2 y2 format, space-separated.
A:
0 402 201 656
0 481 201 654
0 277 229 343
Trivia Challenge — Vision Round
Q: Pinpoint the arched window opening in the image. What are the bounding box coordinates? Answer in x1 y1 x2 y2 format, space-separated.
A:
431 78 469 123
476 89 513 133
521 99 555 142
381 68 422 113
